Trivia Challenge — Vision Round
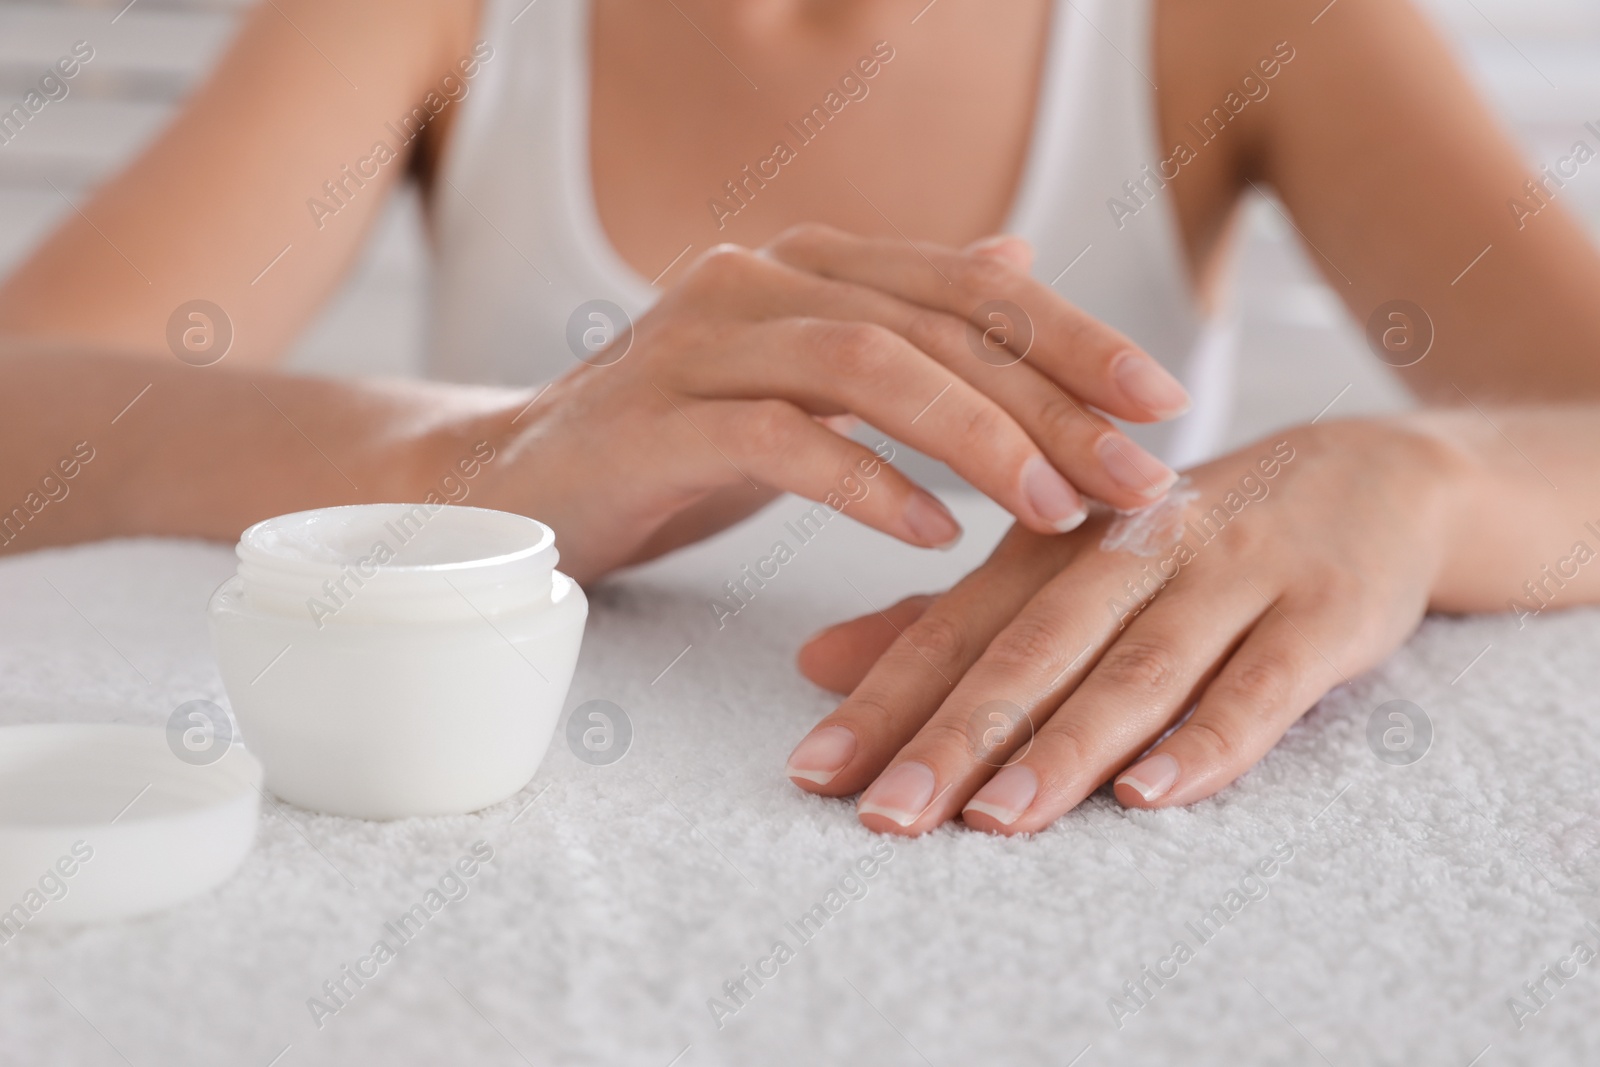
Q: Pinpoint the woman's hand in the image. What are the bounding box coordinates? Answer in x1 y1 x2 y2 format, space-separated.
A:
482 226 1190 581
784 418 1471 834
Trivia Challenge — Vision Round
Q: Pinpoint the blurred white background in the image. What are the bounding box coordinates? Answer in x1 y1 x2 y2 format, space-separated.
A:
0 0 1597 450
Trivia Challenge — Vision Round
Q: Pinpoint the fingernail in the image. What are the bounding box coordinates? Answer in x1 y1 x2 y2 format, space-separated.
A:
1021 455 1087 532
858 761 936 826
964 234 1013 255
1115 753 1180 803
1096 435 1178 498
902 490 962 549
786 725 857 785
1112 351 1191 417
963 234 1031 268
963 764 1038 826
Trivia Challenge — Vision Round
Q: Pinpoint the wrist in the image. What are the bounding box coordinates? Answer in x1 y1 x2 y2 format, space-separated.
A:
1380 409 1498 606
392 383 544 512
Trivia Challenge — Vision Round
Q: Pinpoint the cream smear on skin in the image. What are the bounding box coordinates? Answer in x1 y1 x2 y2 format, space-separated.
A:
1099 476 1200 557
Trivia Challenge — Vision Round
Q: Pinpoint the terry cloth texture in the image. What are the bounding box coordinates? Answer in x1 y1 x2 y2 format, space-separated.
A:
0 491 1597 1065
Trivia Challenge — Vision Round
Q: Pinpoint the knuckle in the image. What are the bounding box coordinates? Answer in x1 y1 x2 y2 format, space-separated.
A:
1182 718 1239 764
1093 639 1183 695
1029 720 1091 779
814 321 896 379
956 400 1007 449
688 243 754 287
767 221 836 256
899 306 956 354
986 616 1071 673
1033 392 1095 446
730 399 799 457
832 691 896 734
952 252 1011 295
916 715 977 756
1056 310 1109 352
1215 513 1265 553
1030 716 1094 767
1316 567 1367 609
1215 653 1293 711
903 612 969 672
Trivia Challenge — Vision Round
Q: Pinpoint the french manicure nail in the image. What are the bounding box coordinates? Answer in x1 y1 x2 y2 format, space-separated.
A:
786 725 856 786
1112 350 1191 417
1095 435 1178 498
963 234 1031 268
1115 753 1180 803
858 761 937 826
963 764 1038 827
902 490 963 549
1021 455 1087 532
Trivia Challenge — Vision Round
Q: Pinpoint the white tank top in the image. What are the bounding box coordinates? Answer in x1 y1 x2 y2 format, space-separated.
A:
430 0 1229 466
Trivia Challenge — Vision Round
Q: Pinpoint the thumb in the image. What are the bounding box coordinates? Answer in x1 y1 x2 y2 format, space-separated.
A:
796 594 939 695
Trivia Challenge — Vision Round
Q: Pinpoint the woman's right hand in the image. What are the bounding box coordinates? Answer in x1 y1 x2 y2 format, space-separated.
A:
481 226 1191 582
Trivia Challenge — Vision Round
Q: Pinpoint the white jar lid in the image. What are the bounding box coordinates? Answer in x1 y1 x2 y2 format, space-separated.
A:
0 724 262 924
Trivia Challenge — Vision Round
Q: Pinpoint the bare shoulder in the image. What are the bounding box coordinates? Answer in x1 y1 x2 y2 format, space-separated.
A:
0 0 487 361
257 0 480 86
1153 0 1459 277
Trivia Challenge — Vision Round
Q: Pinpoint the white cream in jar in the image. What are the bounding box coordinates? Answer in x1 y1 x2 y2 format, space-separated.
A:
208 504 587 819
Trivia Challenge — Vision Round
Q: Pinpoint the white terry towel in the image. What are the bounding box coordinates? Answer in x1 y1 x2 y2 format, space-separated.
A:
0 492 1595 1066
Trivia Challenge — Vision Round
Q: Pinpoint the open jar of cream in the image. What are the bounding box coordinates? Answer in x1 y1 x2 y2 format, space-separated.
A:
208 504 587 819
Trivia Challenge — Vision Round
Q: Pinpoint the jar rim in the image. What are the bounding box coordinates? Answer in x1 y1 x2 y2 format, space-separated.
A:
237 503 556 576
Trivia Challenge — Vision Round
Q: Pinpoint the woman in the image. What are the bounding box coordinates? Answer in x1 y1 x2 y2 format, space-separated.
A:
2 0 1599 835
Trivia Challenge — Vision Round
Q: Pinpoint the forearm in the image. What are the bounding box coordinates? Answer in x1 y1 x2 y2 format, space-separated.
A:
0 348 525 553
0 0 471 363
1406 405 1600 615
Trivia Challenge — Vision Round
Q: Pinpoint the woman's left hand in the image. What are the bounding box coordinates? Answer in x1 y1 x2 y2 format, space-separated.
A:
785 418 1471 834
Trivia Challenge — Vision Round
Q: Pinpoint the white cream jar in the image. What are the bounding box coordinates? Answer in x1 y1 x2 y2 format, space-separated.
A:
208 504 587 819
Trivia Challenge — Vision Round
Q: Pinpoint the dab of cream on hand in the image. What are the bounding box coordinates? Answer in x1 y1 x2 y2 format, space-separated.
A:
1099 476 1200 557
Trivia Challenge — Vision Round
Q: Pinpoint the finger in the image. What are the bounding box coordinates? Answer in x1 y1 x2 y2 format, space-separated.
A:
849 550 1257 834
817 413 861 436
797 594 936 695
963 234 1034 271
1112 599 1357 810
846 546 1147 834
697 398 963 548
724 318 1096 533
955 576 1268 835
762 223 1192 423
784 528 1076 793
883 308 1181 508
686 245 1178 509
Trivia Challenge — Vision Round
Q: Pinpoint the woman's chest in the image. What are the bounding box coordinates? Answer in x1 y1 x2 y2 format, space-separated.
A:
586 0 1053 280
